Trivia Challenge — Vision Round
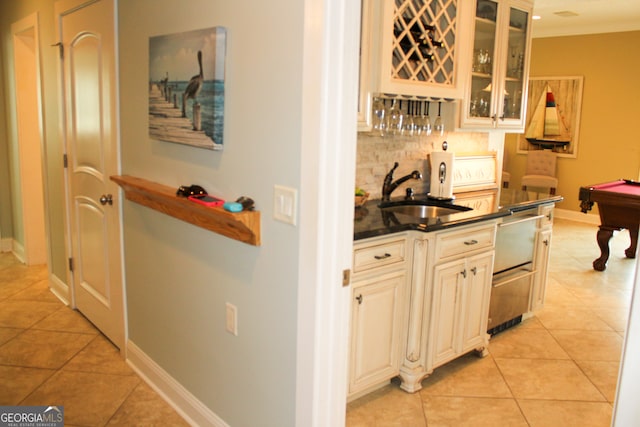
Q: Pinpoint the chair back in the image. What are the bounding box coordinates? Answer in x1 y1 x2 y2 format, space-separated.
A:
525 150 557 177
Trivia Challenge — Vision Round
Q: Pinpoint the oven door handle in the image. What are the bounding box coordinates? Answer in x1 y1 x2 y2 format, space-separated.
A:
498 214 545 227
492 270 536 288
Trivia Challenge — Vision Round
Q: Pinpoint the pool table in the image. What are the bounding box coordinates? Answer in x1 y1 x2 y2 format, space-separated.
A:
579 179 640 271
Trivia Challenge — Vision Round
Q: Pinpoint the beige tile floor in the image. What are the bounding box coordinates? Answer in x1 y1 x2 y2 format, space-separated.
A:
347 218 636 427
0 253 189 426
1 218 634 426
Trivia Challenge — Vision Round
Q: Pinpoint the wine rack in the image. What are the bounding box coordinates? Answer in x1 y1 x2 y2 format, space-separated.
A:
390 0 458 87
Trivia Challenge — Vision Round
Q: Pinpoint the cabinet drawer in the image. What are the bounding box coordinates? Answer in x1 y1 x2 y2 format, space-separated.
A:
434 223 496 263
353 238 406 274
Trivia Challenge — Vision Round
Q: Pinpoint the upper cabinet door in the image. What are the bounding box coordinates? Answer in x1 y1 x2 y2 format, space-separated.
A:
358 0 376 131
459 0 533 131
375 0 473 99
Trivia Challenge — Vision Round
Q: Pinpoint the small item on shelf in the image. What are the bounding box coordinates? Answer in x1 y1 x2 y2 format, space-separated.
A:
235 196 255 211
176 184 207 197
188 194 224 207
223 202 243 212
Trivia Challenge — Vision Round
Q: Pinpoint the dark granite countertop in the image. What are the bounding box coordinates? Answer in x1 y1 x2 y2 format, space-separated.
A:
354 189 563 241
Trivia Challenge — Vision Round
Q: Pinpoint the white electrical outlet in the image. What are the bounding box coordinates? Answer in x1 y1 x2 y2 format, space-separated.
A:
225 302 238 336
273 185 298 225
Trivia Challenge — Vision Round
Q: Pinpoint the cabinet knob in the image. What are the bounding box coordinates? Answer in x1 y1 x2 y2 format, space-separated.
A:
356 294 363 305
471 266 477 275
543 239 549 246
461 269 467 278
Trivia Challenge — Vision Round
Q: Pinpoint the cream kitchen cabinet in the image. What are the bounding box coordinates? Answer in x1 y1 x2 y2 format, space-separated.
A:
376 0 474 99
530 204 554 311
357 0 378 131
429 251 494 367
427 222 495 370
398 221 496 393
348 234 410 398
459 0 533 131
358 0 474 131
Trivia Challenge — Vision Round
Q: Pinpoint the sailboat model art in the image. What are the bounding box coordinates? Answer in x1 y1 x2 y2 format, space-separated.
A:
525 84 570 148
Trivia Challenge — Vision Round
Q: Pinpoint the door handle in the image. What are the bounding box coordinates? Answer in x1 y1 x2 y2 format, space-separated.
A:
99 194 113 205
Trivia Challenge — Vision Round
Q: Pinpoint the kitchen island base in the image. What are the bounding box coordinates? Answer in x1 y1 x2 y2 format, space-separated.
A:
398 345 489 393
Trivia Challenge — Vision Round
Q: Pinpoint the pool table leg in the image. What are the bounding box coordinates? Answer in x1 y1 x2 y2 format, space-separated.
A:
625 226 639 259
594 227 614 271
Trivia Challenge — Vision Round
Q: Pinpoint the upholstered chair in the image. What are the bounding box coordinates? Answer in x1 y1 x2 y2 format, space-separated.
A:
521 150 558 195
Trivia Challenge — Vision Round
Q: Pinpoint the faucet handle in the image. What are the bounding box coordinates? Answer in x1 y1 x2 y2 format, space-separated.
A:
405 188 414 200
384 162 399 183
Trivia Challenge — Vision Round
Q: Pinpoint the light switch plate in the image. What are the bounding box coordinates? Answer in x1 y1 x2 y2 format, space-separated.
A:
273 185 297 225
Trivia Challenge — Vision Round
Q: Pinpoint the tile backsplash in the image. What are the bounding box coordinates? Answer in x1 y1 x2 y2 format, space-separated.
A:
356 131 491 199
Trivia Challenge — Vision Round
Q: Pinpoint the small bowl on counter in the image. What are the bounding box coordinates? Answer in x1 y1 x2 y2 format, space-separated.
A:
355 192 369 208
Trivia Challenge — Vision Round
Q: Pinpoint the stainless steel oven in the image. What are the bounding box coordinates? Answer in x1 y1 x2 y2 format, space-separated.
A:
488 209 543 334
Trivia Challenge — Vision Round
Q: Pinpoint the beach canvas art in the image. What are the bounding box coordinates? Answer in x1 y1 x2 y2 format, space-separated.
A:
149 27 226 150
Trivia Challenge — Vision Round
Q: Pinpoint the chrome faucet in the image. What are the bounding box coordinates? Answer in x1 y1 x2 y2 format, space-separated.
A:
381 162 423 201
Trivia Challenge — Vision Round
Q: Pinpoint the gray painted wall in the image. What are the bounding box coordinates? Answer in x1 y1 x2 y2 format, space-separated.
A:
1 0 308 424
119 1 303 425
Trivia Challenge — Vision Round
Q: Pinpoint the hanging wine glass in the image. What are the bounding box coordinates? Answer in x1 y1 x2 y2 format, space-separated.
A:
371 97 387 136
414 101 423 136
421 101 432 136
434 102 444 136
412 101 421 136
402 100 415 137
387 98 403 136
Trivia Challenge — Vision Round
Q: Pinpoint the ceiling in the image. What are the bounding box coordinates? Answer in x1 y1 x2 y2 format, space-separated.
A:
531 0 640 38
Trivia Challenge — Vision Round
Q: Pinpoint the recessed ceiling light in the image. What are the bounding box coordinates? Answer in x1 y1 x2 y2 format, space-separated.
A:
532 15 541 20
553 10 579 18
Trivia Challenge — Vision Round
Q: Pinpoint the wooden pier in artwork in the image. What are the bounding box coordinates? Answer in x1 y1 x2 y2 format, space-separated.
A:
148 84 219 150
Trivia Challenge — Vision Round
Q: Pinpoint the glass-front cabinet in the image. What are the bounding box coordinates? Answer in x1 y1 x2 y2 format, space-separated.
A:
459 0 533 131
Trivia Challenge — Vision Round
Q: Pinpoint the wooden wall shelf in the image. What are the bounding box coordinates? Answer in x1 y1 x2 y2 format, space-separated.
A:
111 175 261 246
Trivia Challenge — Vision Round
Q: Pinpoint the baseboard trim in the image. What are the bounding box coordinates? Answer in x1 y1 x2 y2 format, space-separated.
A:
0 238 12 253
49 272 70 306
11 240 26 263
554 208 600 225
126 340 229 427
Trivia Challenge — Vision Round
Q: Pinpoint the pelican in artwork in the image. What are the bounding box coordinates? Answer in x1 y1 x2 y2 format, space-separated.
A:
182 50 203 117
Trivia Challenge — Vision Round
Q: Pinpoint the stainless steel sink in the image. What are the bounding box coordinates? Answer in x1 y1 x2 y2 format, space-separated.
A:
380 203 471 218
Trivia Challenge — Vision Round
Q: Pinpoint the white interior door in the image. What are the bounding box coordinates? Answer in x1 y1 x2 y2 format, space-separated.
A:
57 0 124 349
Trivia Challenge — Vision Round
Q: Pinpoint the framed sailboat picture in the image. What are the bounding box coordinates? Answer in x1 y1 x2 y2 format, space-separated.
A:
518 76 584 158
